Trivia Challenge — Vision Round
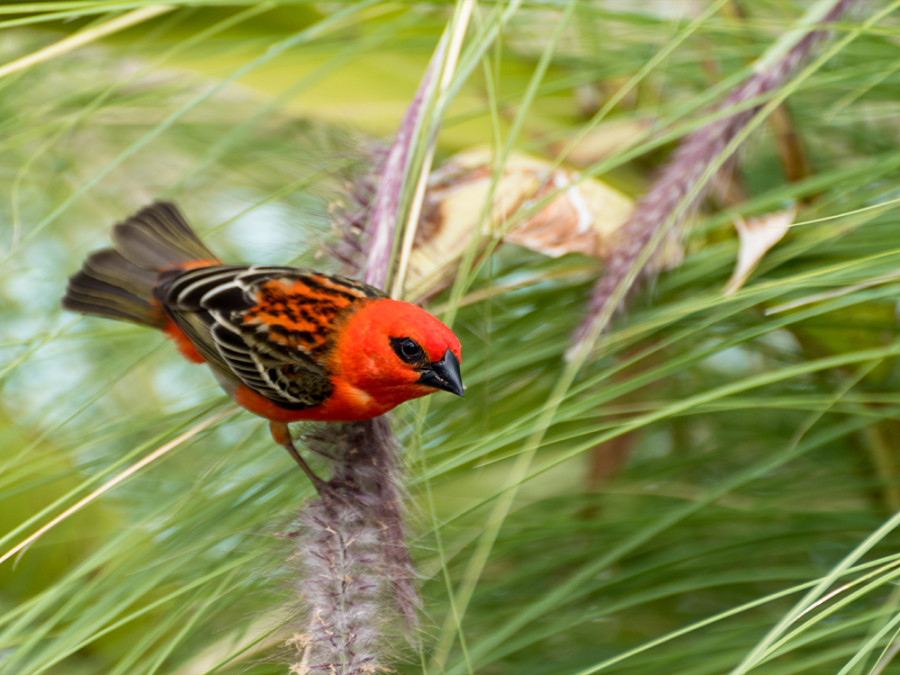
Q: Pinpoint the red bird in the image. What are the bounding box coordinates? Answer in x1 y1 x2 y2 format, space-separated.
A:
62 202 463 490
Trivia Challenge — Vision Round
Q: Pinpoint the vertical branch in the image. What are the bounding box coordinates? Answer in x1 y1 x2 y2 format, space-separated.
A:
293 419 414 675
287 4 474 672
568 0 859 358
363 49 444 289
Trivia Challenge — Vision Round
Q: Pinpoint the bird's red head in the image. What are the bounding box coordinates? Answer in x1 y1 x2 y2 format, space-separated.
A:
330 298 463 416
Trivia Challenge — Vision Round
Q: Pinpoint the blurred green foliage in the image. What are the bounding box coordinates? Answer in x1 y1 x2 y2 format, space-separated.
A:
2 2 900 674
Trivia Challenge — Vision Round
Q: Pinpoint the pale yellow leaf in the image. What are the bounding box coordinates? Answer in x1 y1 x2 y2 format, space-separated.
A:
724 206 797 295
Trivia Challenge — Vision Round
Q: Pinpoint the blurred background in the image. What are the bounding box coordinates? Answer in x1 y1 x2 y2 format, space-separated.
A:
2 1 900 673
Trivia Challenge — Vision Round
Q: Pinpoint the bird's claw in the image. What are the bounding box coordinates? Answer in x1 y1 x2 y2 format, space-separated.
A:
271 423 359 504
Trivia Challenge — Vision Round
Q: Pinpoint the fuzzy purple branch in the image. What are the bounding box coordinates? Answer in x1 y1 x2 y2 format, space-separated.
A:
364 48 443 290
568 0 859 357
288 36 448 675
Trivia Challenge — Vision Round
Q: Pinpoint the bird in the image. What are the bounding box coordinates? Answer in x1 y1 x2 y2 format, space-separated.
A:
61 201 464 492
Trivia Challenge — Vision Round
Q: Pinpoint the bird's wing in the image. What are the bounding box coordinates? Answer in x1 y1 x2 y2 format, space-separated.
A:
156 265 384 410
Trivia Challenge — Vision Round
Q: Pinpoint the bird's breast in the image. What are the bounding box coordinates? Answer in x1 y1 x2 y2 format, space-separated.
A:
231 378 389 423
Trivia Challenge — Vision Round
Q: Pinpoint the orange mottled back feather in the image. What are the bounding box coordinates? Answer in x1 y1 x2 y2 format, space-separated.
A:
63 201 462 428
240 277 360 354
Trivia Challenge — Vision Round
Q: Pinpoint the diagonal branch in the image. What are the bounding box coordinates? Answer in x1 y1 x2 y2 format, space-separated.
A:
568 0 861 360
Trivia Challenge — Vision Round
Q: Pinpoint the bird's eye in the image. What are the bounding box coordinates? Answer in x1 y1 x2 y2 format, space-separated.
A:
391 337 424 364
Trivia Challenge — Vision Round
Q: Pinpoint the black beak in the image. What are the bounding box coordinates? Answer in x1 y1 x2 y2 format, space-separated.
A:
418 349 464 397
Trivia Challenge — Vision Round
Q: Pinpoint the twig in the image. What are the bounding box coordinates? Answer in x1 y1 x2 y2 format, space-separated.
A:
0 6 174 80
0 407 235 568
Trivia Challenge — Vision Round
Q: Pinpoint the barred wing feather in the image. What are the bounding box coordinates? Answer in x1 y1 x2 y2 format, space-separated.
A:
154 265 383 409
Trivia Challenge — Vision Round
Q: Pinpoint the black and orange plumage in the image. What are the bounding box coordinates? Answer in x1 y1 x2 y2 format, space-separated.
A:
62 202 463 490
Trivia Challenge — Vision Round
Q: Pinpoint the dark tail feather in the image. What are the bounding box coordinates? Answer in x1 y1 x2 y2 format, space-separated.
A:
62 202 219 327
62 249 161 325
112 201 216 269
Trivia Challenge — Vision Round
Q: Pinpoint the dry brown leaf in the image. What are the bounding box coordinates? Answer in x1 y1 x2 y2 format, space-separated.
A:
406 148 633 295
